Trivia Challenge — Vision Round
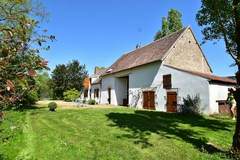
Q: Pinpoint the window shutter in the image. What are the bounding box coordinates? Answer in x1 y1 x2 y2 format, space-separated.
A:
163 74 172 89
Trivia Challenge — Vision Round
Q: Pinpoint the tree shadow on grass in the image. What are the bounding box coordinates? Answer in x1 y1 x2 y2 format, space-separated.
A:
0 153 8 160
106 110 232 154
11 105 47 112
0 155 3 160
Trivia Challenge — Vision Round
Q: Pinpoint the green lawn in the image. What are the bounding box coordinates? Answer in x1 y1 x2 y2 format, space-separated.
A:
0 106 235 160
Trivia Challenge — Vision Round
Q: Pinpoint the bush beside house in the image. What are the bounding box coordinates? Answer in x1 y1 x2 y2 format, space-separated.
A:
63 89 80 102
180 94 201 115
88 99 96 105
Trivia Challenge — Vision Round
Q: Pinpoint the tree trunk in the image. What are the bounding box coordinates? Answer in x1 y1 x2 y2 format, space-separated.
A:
232 70 240 153
232 0 240 153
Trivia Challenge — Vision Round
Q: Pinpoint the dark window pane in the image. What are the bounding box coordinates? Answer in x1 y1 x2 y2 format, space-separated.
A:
163 74 172 89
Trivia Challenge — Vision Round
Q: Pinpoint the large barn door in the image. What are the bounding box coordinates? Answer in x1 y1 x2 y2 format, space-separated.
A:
143 91 155 110
167 92 177 112
108 88 111 104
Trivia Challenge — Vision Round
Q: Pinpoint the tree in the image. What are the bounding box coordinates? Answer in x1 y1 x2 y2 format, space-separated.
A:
154 9 183 41
154 17 169 40
63 88 80 102
51 64 67 99
0 0 54 110
196 0 240 153
66 60 88 91
35 71 52 99
51 60 88 99
168 9 183 33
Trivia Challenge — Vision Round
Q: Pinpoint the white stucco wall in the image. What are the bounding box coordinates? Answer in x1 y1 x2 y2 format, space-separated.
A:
155 65 210 113
91 77 98 83
100 61 234 114
127 63 210 113
209 83 234 114
101 62 160 106
101 76 117 105
128 62 161 108
90 84 101 104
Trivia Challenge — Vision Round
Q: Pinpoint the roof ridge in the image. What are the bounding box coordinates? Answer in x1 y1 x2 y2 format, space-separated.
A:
106 27 188 71
118 27 188 59
154 26 189 43
103 27 189 76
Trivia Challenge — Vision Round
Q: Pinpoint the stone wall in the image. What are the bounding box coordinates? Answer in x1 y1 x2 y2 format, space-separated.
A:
163 28 212 74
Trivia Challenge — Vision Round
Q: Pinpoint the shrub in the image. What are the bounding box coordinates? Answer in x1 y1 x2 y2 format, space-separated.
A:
63 89 80 102
48 102 57 112
82 99 86 104
88 99 96 105
21 90 39 106
180 94 201 115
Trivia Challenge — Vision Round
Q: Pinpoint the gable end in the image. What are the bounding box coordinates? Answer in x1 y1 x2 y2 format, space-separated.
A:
162 27 212 74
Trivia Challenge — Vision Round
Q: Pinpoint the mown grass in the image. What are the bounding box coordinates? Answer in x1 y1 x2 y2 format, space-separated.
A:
0 106 236 160
0 111 26 160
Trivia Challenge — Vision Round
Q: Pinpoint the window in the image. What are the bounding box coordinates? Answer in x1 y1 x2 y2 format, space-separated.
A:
94 89 99 98
163 74 172 89
84 90 88 98
89 89 92 99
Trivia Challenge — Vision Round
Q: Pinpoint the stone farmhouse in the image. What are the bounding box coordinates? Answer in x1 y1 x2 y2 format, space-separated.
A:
84 27 236 114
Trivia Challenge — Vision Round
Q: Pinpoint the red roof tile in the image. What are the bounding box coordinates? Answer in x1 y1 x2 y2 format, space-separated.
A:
94 67 107 75
165 65 236 84
104 27 187 75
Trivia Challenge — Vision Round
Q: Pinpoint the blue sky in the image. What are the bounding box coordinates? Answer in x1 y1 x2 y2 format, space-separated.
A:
40 0 236 76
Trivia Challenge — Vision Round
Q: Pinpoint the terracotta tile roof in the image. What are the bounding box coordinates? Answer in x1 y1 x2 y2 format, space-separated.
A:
104 27 187 75
165 65 236 84
95 68 107 75
90 67 106 85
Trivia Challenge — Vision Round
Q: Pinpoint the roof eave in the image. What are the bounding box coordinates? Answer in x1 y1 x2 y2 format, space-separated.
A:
209 80 236 85
164 64 236 85
101 59 163 77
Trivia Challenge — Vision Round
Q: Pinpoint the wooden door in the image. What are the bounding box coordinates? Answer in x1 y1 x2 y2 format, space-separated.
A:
143 91 155 110
108 88 111 104
143 92 149 109
167 92 177 112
